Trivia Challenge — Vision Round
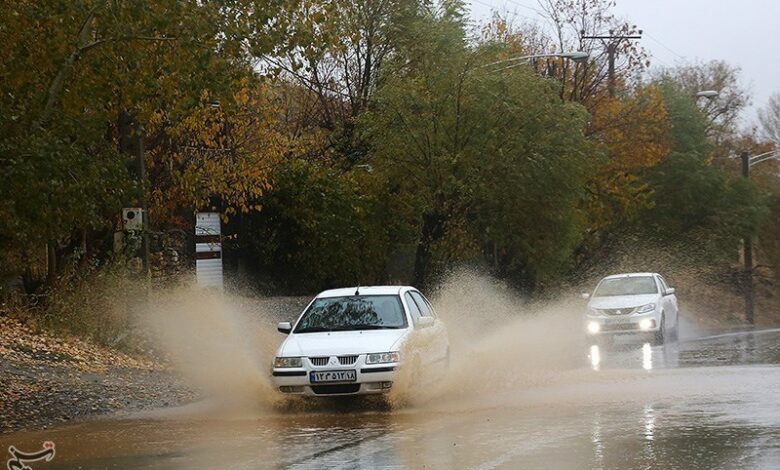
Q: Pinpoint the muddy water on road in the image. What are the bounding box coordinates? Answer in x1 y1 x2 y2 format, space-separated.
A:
3 274 780 468
3 343 779 469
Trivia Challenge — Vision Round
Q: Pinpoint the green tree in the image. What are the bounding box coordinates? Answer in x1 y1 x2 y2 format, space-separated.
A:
639 82 769 257
240 159 393 293
364 1 591 289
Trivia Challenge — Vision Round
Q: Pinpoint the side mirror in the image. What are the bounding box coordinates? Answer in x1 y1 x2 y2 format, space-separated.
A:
665 288 675 296
581 293 591 300
277 321 292 334
416 316 434 328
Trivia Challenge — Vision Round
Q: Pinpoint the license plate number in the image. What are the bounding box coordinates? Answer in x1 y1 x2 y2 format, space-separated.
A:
310 370 357 383
603 317 631 325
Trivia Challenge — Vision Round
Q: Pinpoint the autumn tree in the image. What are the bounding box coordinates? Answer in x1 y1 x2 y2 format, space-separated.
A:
758 93 780 146
263 0 421 170
0 0 313 284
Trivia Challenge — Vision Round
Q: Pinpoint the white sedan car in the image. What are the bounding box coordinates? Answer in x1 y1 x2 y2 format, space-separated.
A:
584 273 679 344
271 286 448 396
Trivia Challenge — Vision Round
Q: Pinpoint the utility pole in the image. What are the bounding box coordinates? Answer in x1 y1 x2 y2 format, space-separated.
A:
119 111 151 278
580 30 642 97
741 151 754 324
138 133 151 278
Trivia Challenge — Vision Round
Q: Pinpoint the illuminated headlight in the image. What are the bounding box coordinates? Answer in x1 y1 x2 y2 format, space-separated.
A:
638 319 655 331
366 352 400 365
587 321 601 334
635 303 656 314
273 357 302 368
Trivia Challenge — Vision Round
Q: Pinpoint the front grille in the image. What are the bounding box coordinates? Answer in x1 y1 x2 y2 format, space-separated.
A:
338 355 358 365
310 357 329 366
311 384 361 395
600 307 636 316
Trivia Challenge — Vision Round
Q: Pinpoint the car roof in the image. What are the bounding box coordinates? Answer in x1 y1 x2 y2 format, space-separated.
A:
316 286 414 298
602 272 658 279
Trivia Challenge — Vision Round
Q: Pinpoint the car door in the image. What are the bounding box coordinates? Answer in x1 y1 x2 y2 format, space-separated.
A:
409 291 448 366
656 275 678 325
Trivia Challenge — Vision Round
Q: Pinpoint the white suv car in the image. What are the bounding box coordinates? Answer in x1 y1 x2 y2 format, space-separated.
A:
271 286 449 396
584 273 679 344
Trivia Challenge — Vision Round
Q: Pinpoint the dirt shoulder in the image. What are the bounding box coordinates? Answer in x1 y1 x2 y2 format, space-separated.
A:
0 315 196 434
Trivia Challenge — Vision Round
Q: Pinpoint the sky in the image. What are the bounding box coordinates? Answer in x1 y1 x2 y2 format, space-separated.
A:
466 0 780 126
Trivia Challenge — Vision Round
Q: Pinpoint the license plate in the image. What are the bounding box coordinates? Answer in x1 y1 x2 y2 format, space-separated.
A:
603 316 631 325
310 370 357 384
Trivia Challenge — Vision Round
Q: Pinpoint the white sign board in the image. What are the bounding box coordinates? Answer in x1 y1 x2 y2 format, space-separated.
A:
195 212 223 289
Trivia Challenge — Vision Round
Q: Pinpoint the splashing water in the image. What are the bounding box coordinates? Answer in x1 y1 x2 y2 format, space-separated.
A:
388 269 590 409
140 288 283 411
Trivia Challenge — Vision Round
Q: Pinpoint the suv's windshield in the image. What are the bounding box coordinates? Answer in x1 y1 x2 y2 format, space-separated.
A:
593 277 658 297
294 295 407 333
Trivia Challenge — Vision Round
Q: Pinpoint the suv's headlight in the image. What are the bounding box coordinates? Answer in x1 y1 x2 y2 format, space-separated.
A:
274 357 303 368
635 303 656 314
366 352 400 364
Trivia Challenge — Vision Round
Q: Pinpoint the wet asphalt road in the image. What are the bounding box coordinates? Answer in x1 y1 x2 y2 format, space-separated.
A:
2 327 780 469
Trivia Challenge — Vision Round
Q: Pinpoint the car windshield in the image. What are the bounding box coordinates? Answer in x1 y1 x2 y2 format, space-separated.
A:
294 295 407 333
593 277 658 297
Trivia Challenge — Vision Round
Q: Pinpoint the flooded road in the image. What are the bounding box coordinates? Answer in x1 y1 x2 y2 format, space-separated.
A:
3 328 780 469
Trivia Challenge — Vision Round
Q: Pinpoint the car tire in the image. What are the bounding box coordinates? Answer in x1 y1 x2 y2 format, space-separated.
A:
654 315 666 345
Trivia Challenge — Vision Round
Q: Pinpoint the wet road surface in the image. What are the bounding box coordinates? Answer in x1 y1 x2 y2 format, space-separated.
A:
2 328 780 469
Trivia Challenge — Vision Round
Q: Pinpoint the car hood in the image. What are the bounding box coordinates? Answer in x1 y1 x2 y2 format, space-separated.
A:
588 294 659 310
278 329 409 357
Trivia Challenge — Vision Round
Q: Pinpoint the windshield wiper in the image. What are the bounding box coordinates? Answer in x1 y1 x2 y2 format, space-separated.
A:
294 326 334 333
337 324 399 330
297 324 400 333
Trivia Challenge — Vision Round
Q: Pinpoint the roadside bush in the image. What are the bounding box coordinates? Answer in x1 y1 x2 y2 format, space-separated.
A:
34 258 150 351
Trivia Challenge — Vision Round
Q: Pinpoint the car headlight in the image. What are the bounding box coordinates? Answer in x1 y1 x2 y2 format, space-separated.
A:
635 303 656 314
587 321 601 334
638 319 655 331
274 357 303 368
365 352 400 364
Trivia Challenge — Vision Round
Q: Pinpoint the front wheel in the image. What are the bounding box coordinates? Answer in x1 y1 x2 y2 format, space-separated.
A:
654 315 666 345
595 334 614 348
669 316 679 342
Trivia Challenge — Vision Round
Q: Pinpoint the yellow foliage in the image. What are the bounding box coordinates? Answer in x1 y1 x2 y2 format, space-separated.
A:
146 81 306 227
592 86 671 172
587 86 672 231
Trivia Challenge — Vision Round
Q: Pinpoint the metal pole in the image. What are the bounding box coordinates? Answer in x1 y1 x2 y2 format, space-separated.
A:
740 151 754 324
607 42 616 98
138 134 151 278
580 33 642 98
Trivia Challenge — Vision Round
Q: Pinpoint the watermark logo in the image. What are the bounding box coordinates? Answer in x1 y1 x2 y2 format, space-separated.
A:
6 442 55 470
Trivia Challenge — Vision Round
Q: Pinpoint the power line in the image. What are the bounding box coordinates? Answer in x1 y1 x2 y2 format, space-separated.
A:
497 0 547 16
468 0 541 22
644 32 686 61
581 32 643 97
469 1 679 74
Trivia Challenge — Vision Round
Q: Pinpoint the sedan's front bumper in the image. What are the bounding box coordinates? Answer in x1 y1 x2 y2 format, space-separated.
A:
271 358 398 396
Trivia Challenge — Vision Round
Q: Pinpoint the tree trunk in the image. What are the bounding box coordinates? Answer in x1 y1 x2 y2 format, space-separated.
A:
413 211 446 288
34 9 98 130
46 241 57 285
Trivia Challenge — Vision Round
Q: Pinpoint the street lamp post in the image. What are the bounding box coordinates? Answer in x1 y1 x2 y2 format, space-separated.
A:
695 90 719 99
739 148 779 324
483 51 589 101
483 51 589 71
